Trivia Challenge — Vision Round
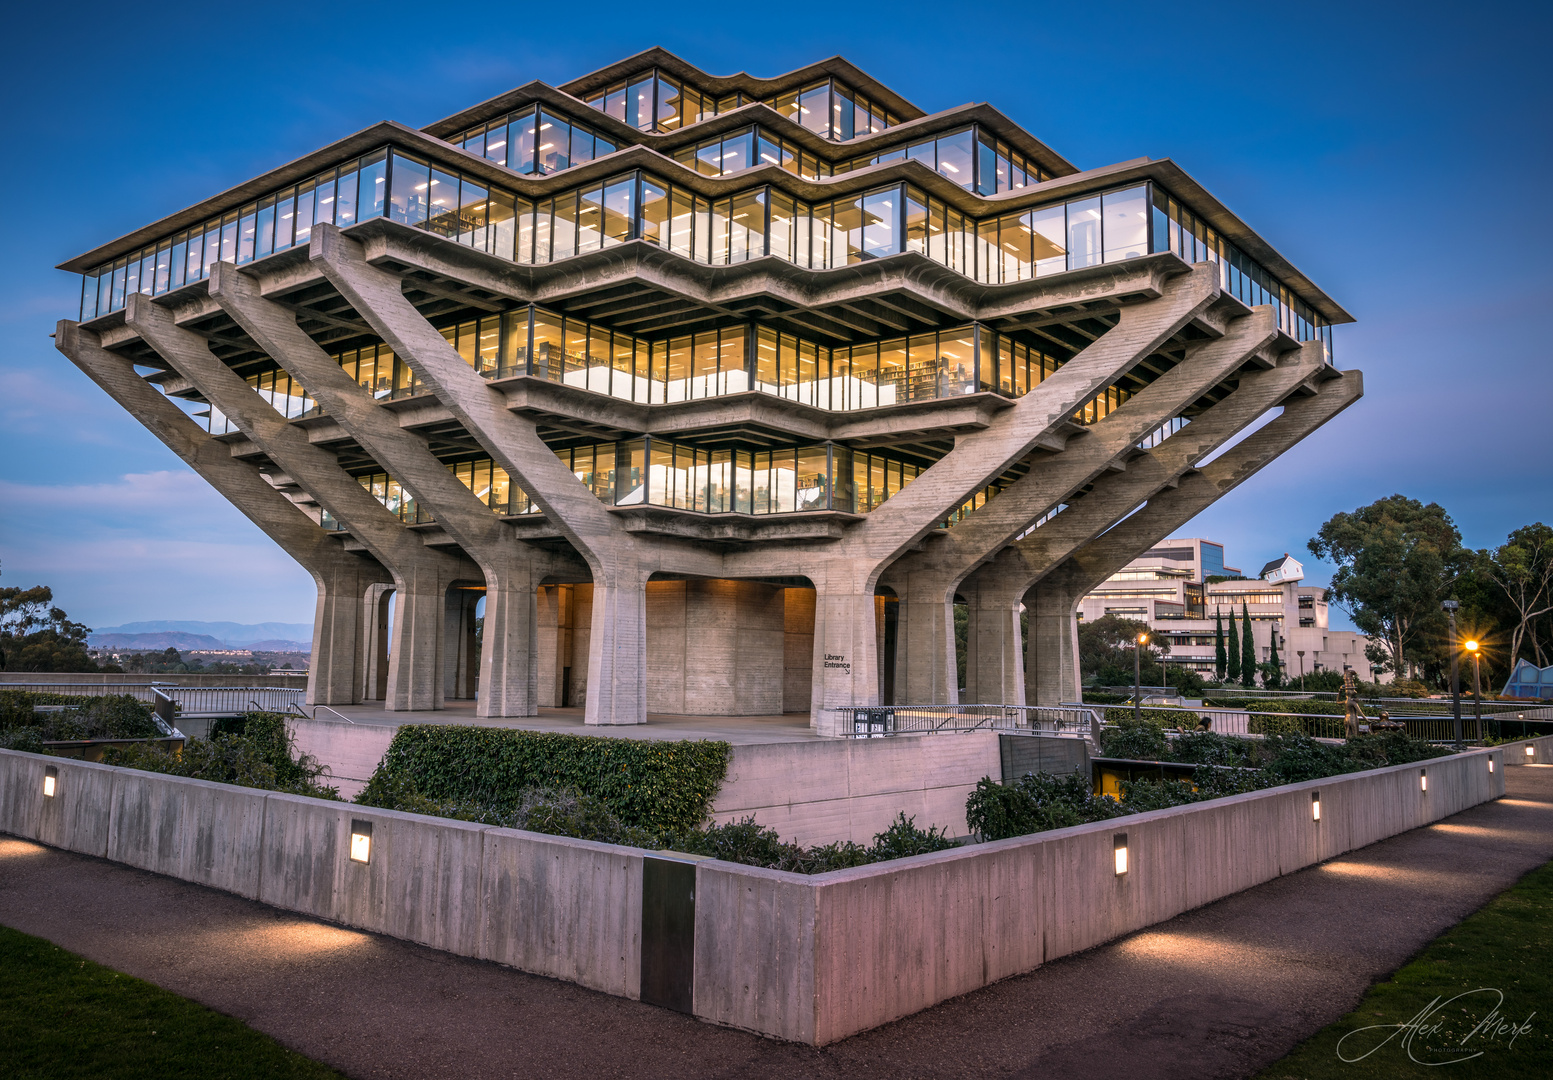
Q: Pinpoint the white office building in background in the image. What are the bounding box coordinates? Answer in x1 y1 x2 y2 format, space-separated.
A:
1076 538 1386 685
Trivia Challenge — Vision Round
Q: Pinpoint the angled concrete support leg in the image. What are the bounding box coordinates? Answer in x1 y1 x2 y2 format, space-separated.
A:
362 583 394 701
55 320 390 706
209 262 554 717
892 569 959 705
1025 577 1084 707
962 573 1026 706
120 293 472 712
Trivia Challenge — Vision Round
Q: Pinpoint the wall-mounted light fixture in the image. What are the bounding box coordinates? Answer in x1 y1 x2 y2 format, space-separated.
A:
349 819 373 863
1489 757 1495 773
43 765 58 798
1526 745 1537 759
1420 770 1428 793
1114 833 1129 876
1311 791 1321 822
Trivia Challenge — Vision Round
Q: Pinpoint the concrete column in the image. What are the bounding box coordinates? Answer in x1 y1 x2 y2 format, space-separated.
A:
962 573 1025 705
54 320 390 706
362 583 393 701
207 262 551 717
892 568 960 705
120 293 471 712
808 566 882 736
1024 571 1086 706
583 565 649 725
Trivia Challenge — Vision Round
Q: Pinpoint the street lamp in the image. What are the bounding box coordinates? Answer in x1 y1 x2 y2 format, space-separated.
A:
1443 600 1462 749
1134 632 1149 724
1465 640 1482 741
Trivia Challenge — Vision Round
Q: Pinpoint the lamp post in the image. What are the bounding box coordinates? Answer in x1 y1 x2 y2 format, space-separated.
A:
1297 650 1306 690
1443 599 1462 749
1134 632 1149 724
1465 640 1482 741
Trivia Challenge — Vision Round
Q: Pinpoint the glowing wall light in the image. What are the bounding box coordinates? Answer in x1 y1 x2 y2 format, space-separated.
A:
1113 833 1128 876
1311 791 1321 821
349 819 373 863
1420 770 1428 792
1526 745 1537 759
1489 757 1495 773
43 765 58 798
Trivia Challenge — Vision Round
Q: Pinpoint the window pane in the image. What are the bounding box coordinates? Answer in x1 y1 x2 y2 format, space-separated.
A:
1067 196 1102 269
755 326 778 392
640 179 668 246
666 336 692 402
532 308 564 381
358 152 387 220
879 338 906 406
976 131 998 196
1102 186 1149 262
769 190 794 261
537 112 570 173
1031 206 1066 276
695 140 723 176
936 129 973 186
627 76 654 130
833 85 855 140
729 189 763 261
254 198 276 260
577 185 604 253
425 169 459 237
656 76 683 131
722 129 752 173
719 327 747 393
862 188 897 259
237 203 258 263
335 166 359 227
511 111 537 174
490 190 516 258
552 193 579 260
798 82 830 136
388 155 430 225
601 178 634 245
457 178 488 247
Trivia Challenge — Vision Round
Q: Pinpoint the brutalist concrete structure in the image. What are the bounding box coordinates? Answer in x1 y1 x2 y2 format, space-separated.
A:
56 49 1359 733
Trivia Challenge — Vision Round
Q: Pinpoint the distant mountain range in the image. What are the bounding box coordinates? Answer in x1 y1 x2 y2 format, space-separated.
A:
88 621 312 653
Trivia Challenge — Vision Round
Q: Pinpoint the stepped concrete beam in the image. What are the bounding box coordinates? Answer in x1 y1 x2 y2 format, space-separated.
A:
121 293 475 712
884 305 1282 704
962 339 1332 704
309 225 715 725
1026 368 1364 704
55 321 390 707
209 264 558 718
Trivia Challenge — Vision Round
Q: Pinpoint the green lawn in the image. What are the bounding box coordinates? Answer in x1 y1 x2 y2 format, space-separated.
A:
0 925 345 1080
1257 857 1553 1079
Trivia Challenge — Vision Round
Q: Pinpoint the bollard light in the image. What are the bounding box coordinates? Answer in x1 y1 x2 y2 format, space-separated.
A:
1312 791 1321 821
1420 770 1428 792
43 766 58 798
349 820 373 864
1114 833 1129 876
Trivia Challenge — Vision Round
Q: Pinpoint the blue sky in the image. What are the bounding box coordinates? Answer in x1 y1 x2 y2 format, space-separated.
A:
2 0 1548 632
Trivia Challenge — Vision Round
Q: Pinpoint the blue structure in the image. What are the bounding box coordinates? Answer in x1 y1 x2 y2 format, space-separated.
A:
1503 660 1553 700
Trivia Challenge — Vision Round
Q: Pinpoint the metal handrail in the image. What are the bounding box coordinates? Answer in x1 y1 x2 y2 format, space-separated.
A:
837 703 1101 740
311 705 355 725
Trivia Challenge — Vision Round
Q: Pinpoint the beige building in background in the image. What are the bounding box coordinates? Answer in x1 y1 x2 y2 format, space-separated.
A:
1078 538 1385 685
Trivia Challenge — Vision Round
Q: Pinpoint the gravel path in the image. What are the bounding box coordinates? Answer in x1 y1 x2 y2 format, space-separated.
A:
3 765 1551 1080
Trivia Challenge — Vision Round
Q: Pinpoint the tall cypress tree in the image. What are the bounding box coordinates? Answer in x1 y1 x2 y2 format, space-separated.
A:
1214 608 1227 681
1267 627 1282 688
1226 608 1241 683
1241 603 1257 688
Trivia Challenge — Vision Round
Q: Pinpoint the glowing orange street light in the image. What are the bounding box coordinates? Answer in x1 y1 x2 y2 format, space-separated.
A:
1134 633 1149 723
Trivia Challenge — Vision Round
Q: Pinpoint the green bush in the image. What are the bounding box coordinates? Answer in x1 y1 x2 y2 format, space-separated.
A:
1103 706 1203 728
1081 691 1131 705
966 769 1124 841
0 692 161 743
102 712 337 799
358 725 731 836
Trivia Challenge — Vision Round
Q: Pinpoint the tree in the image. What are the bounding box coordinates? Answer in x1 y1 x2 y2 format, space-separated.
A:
1480 523 1553 667
1308 496 1470 680
1240 603 1256 688
1078 614 1171 686
1227 608 1241 683
1214 608 1227 680
1265 628 1283 689
0 562 97 673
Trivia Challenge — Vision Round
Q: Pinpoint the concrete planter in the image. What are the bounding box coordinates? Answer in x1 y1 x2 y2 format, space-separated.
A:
3 736 1545 1045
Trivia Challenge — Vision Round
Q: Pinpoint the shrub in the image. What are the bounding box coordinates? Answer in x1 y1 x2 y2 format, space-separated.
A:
1081 690 1131 705
1168 730 1255 768
966 769 1124 841
102 711 337 799
359 725 731 836
0 692 161 742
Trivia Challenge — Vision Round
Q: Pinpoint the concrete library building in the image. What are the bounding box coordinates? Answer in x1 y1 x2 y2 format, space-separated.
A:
56 49 1359 733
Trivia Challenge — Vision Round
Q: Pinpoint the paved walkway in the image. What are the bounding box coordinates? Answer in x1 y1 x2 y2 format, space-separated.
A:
4 766 1552 1080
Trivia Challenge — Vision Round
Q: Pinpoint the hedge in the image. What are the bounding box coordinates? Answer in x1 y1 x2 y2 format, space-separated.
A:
1103 706 1204 728
0 692 161 749
361 725 731 836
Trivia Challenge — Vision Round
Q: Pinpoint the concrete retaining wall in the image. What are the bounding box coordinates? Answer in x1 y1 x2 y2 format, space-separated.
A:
286 717 396 801
4 735 1544 1046
710 732 1003 845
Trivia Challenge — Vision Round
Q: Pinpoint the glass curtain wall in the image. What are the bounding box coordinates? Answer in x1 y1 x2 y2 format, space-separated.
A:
834 125 1048 195
80 147 1331 354
672 125 832 180
579 69 901 139
450 105 618 175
